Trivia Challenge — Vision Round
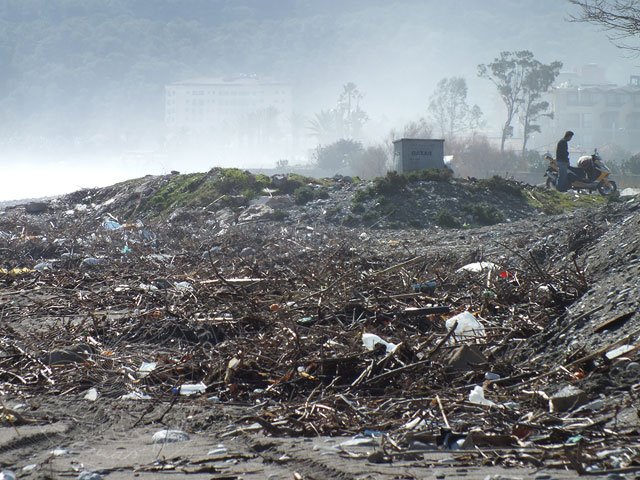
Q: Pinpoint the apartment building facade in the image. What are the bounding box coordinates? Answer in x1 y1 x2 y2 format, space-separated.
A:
165 75 293 149
543 74 640 154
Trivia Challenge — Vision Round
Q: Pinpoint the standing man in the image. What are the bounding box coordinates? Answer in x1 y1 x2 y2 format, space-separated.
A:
556 130 574 192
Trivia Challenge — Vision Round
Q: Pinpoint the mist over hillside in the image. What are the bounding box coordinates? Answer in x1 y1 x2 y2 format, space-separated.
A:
1 0 638 200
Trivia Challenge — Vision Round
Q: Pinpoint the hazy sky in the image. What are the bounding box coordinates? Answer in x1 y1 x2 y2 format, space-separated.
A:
1 0 638 201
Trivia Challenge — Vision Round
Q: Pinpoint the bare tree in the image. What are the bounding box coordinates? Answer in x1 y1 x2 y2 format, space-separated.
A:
569 0 640 52
479 50 561 156
478 51 532 154
518 60 562 156
428 77 483 140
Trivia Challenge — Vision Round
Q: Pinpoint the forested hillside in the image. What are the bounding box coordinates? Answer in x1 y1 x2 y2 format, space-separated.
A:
0 0 634 148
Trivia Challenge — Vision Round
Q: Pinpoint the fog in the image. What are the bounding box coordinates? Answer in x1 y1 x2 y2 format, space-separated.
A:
1 0 638 201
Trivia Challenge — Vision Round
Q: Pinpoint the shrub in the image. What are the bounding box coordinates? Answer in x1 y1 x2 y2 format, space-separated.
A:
464 203 505 225
405 167 453 183
372 171 407 195
313 139 364 172
293 186 315 205
478 175 524 197
435 208 462 228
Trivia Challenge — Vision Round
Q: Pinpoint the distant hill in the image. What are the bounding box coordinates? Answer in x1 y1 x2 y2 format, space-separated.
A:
0 0 635 146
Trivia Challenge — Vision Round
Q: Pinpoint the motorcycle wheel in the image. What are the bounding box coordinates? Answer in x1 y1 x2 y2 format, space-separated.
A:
597 180 617 196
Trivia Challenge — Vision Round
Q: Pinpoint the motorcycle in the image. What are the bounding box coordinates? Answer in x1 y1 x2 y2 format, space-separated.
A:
544 149 617 196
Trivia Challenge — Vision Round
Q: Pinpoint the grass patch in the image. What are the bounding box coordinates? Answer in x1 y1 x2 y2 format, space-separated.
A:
525 188 607 214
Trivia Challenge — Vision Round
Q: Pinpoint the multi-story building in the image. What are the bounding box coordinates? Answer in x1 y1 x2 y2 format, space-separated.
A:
165 75 293 150
542 67 640 154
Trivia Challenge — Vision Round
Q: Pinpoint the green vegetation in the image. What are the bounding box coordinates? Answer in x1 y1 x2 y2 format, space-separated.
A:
524 187 607 214
476 176 524 197
463 203 505 225
138 168 270 217
434 208 462 228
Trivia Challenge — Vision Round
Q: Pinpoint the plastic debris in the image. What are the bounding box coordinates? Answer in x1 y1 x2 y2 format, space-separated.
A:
0 471 16 480
138 362 157 377
456 262 497 273
102 219 122 230
207 445 228 455
446 311 485 339
34 262 53 272
120 391 152 400
174 382 207 396
51 447 70 456
362 332 397 353
174 281 193 291
411 281 437 294
605 344 635 360
81 257 107 267
84 388 99 401
469 386 496 406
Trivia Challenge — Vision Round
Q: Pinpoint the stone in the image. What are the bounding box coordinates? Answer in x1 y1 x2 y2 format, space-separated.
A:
238 204 274 222
266 195 294 209
550 385 588 412
25 202 49 214
445 345 488 371
151 429 190 444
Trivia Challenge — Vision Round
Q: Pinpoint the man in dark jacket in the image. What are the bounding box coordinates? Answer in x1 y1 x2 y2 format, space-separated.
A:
556 130 574 192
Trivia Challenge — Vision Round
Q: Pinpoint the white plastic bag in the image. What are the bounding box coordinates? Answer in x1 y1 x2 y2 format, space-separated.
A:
469 386 496 406
362 332 397 353
445 311 485 339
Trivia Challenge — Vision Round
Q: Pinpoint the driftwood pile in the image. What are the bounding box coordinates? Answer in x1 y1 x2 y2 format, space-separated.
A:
1 200 639 475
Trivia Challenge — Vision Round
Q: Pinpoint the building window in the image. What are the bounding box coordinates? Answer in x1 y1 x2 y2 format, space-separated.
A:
627 113 640 129
567 92 579 105
580 91 598 106
601 111 618 129
606 93 626 106
581 113 593 129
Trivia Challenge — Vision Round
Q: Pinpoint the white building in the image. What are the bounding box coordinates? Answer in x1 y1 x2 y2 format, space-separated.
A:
165 75 293 153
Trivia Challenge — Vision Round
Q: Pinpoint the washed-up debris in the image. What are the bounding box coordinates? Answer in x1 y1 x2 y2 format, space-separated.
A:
1 175 640 476
175 382 207 396
469 386 497 407
83 388 99 401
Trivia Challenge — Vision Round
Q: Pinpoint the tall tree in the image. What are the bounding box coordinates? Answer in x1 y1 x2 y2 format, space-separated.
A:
308 82 368 144
338 82 368 139
479 51 560 155
478 51 533 154
306 109 339 144
569 0 640 52
518 60 562 156
428 77 482 140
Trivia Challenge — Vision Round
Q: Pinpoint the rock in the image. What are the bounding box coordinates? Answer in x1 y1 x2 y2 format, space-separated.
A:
78 472 103 480
550 385 588 412
25 202 49 214
445 345 488 371
151 429 190 444
238 204 274 222
42 343 94 365
266 195 294 209
81 257 107 268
